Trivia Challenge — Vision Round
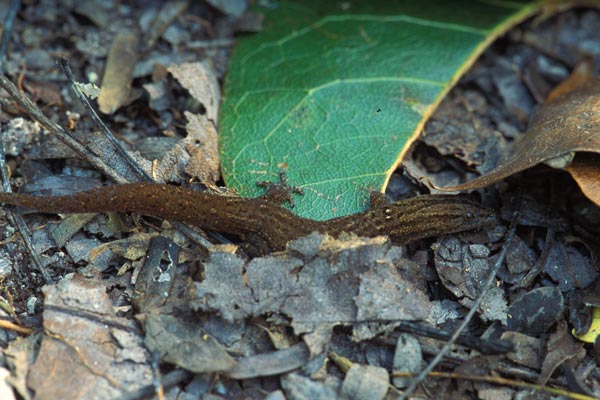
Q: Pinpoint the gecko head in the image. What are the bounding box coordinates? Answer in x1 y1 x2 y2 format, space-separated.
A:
448 196 498 231
402 194 498 239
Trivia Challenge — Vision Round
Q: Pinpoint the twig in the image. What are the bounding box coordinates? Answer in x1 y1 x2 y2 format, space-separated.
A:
418 343 545 382
187 38 235 49
1 184 52 284
399 210 521 399
514 227 554 290
0 70 128 281
59 57 152 182
5 212 52 283
0 94 52 283
0 73 128 183
0 71 217 256
60 58 222 251
394 321 512 355
0 1 53 283
0 318 33 335
393 370 596 400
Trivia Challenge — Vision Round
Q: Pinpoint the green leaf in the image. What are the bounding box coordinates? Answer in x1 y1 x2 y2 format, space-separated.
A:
219 0 544 220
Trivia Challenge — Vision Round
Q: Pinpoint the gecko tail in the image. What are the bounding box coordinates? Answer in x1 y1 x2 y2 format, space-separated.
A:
0 183 171 215
0 183 215 227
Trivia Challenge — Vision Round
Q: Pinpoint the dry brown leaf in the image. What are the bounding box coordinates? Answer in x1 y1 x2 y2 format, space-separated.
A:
546 59 594 102
146 112 221 184
27 274 152 399
167 61 220 122
22 80 62 106
566 152 600 205
143 313 238 374
166 62 221 183
182 111 220 183
538 320 585 385
140 1 188 51
437 78 600 199
98 31 140 114
89 232 159 262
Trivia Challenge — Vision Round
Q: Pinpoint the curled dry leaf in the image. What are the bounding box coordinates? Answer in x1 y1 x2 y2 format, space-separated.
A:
182 111 220 183
167 61 220 122
437 78 600 205
546 59 593 102
566 153 600 205
166 62 221 183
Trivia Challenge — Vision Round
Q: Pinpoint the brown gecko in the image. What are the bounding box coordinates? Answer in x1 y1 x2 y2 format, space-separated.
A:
0 183 497 254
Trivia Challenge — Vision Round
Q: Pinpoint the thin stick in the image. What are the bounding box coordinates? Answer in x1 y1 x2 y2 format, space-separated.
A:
0 73 128 183
514 227 554 290
393 370 595 400
59 58 217 250
0 84 52 284
0 318 33 335
399 210 520 399
59 57 152 182
0 1 52 283
395 321 512 355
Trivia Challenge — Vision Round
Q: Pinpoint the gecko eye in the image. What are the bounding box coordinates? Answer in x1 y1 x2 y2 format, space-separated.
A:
464 211 475 222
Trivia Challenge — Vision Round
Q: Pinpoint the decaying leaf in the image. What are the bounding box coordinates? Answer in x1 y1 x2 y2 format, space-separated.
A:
433 237 507 323
27 274 152 399
133 236 179 313
546 59 594 102
438 78 600 205
192 233 434 337
51 213 97 248
500 331 541 369
0 368 17 400
163 62 221 183
140 1 188 51
281 373 339 399
506 287 564 336
182 111 220 183
89 232 160 262
227 343 311 379
573 306 600 343
392 333 423 389
143 313 237 374
340 364 389 400
542 238 598 292
22 80 62 106
206 0 247 18
98 31 140 114
4 335 38 400
566 152 600 206
538 320 585 385
167 61 220 122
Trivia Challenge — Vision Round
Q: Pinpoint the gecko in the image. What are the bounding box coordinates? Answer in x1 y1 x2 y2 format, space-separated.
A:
0 183 497 254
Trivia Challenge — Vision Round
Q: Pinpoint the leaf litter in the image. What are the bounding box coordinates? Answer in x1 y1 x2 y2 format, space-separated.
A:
27 274 152 400
438 74 600 205
192 233 434 336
